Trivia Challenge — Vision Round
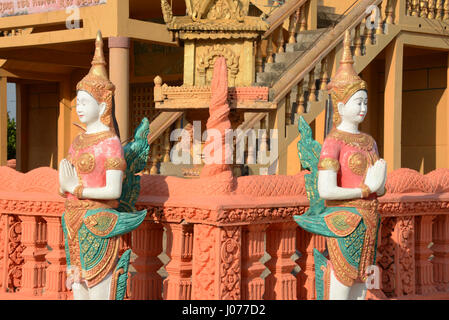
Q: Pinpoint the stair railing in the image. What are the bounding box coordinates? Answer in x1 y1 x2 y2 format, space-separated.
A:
406 0 449 19
264 0 396 174
255 0 314 74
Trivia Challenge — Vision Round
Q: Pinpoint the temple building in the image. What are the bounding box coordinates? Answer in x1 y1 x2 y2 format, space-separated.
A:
0 0 448 301
0 0 448 177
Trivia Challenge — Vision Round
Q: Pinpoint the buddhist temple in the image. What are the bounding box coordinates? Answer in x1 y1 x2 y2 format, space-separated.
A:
0 0 447 300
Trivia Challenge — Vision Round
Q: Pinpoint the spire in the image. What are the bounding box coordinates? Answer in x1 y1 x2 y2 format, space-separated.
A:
89 31 109 80
340 30 354 65
326 29 367 126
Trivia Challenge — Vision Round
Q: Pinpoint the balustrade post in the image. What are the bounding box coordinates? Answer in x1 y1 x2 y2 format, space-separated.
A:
376 217 396 298
308 68 316 102
444 0 449 18
18 216 46 297
241 224 267 300
192 224 242 300
163 129 171 163
42 216 68 299
415 215 437 295
354 25 362 56
130 220 164 300
428 0 436 18
385 0 395 23
432 214 449 292
393 216 416 297
420 0 428 17
436 0 444 18
288 12 297 44
264 222 297 300
277 27 285 54
296 229 325 300
285 92 292 125
163 223 193 300
266 34 274 64
296 80 305 115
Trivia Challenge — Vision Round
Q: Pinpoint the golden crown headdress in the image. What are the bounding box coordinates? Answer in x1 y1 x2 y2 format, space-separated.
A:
327 30 367 126
76 30 116 133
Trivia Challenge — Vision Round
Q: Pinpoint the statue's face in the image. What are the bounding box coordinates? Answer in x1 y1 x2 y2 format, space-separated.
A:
338 90 368 125
76 90 103 125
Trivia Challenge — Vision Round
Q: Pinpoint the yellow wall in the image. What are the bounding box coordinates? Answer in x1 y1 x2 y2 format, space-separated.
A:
27 82 59 170
400 51 448 173
319 0 362 14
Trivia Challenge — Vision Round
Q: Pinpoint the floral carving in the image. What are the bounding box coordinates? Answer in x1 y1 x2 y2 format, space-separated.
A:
376 217 396 297
192 225 216 299
397 216 415 296
197 45 239 86
220 226 241 299
4 215 25 292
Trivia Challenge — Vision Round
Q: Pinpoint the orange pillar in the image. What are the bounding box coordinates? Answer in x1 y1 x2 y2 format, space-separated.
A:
384 38 403 172
109 37 130 141
0 76 7 166
57 79 71 167
314 108 326 145
163 223 193 300
43 216 69 299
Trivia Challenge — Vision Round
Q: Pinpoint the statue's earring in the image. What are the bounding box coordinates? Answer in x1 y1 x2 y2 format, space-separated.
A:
99 102 107 116
337 102 345 117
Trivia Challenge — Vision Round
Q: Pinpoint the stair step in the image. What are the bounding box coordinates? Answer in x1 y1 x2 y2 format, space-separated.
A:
273 51 302 63
264 61 286 72
317 5 344 28
256 71 283 84
318 5 338 14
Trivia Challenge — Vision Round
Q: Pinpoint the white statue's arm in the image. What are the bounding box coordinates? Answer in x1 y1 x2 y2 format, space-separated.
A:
375 160 388 196
82 170 123 200
318 170 363 200
59 159 123 200
318 159 387 200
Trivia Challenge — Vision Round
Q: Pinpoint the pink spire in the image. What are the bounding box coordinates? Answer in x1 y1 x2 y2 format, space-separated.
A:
200 57 233 178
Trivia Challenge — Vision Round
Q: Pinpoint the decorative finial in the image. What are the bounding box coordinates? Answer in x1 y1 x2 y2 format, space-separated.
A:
90 30 108 80
340 30 354 65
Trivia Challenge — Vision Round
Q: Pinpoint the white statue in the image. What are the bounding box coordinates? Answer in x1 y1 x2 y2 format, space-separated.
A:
295 31 387 300
59 31 148 300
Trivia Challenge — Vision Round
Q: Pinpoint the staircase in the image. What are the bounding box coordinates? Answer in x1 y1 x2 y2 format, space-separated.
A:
149 0 424 176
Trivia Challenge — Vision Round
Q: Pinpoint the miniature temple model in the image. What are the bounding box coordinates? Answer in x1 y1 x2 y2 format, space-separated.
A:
58 31 150 300
294 30 387 300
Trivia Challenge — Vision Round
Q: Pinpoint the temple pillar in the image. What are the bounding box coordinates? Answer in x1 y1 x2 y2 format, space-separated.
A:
0 76 7 166
264 222 297 300
109 36 130 141
314 108 326 145
192 224 242 300
163 223 193 300
384 37 403 172
57 79 71 166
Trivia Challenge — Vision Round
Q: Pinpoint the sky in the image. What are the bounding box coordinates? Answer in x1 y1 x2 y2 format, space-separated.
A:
7 83 15 120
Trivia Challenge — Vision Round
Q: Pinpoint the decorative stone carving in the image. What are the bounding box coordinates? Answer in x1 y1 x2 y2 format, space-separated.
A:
220 226 241 299
197 45 239 86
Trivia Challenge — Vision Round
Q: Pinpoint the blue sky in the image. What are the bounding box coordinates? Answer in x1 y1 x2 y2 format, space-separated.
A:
7 83 15 119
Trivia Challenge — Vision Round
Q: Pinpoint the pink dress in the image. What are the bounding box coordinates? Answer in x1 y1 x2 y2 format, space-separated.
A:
316 128 381 287
63 130 126 287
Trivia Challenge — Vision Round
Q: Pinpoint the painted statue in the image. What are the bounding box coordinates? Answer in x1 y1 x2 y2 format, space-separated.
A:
294 31 387 300
58 31 150 300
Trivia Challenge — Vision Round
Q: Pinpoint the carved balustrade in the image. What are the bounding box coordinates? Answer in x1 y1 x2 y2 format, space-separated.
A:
257 0 314 72
406 0 449 19
0 166 449 299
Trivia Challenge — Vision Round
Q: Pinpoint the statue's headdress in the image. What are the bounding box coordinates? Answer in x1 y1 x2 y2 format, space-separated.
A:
327 30 367 126
76 30 116 133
